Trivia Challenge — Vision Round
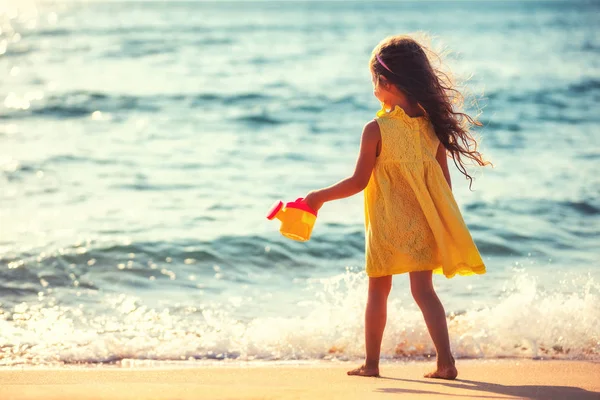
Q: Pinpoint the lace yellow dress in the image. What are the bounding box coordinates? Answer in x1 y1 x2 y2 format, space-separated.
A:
364 105 486 278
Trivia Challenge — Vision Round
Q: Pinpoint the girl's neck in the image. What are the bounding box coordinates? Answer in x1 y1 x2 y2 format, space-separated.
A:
385 97 424 118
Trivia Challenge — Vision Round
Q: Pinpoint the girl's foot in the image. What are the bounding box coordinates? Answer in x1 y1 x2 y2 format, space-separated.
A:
347 364 380 377
424 356 458 380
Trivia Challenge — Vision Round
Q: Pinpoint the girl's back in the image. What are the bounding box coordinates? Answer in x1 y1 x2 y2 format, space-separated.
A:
374 105 439 164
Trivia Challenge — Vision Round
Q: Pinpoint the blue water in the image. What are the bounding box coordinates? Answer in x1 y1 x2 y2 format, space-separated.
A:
0 0 599 366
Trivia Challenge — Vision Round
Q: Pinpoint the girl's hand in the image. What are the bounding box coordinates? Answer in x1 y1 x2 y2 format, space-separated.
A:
304 191 325 213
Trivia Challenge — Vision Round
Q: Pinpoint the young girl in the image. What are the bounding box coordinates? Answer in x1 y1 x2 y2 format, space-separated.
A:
304 35 488 379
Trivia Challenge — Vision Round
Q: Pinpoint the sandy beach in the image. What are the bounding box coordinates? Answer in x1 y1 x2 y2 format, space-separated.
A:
1 360 598 400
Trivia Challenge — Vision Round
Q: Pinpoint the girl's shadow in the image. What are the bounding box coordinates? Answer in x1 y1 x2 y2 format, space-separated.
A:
376 377 600 400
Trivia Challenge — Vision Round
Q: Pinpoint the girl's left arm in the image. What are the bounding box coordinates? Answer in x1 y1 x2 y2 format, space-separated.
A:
304 120 380 212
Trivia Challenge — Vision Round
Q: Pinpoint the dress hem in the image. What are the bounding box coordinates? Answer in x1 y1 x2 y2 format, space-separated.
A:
366 263 486 279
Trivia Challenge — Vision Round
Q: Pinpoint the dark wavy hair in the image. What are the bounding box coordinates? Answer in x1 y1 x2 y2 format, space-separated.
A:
370 35 490 188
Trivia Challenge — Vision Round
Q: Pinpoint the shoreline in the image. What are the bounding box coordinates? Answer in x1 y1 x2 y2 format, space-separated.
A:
2 357 599 369
2 359 599 399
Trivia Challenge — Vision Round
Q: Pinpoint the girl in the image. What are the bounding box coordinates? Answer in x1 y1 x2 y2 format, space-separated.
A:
304 35 488 379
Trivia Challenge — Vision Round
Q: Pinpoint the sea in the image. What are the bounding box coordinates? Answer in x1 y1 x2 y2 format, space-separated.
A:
0 0 598 367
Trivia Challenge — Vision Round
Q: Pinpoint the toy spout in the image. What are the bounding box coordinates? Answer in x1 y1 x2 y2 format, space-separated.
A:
273 208 285 222
266 200 285 222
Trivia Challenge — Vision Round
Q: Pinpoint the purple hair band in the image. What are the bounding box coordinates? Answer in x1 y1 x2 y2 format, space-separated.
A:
376 53 394 75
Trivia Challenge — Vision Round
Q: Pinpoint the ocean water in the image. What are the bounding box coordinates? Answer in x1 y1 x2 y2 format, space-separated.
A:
0 0 599 366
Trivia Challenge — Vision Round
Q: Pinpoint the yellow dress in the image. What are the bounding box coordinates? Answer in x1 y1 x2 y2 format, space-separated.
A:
364 105 486 278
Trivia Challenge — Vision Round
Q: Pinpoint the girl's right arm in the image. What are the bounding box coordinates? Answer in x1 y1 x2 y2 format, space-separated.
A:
303 121 380 212
436 143 452 190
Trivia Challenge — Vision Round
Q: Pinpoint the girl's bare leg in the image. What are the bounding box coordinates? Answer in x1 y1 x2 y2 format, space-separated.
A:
410 270 457 380
348 275 392 377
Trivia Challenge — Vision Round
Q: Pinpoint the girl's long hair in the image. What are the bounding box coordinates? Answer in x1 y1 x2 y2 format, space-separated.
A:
370 35 490 188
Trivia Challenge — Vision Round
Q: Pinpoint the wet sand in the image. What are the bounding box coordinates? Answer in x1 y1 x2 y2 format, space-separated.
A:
1 359 599 400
